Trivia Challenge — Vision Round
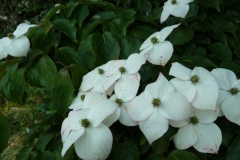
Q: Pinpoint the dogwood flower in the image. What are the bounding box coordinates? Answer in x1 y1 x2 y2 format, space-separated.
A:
211 68 240 125
103 75 140 126
0 23 36 60
80 61 114 92
126 24 180 74
160 0 194 23
171 106 221 153
104 60 140 90
169 62 219 110
127 73 191 144
61 109 113 159
69 85 108 110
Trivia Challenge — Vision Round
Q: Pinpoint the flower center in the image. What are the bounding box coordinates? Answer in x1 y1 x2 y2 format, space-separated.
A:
190 75 199 84
115 98 123 106
171 0 177 4
98 68 104 74
118 67 126 74
7 33 14 39
230 87 239 95
81 118 90 128
152 98 161 107
80 94 85 101
151 37 158 44
189 116 198 125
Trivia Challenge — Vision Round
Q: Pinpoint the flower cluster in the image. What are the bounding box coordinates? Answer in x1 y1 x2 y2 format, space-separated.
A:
59 0 240 158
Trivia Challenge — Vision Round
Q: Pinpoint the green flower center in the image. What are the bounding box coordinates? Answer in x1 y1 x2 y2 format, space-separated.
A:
115 98 123 106
7 33 14 39
81 118 90 128
189 116 198 125
151 37 158 44
190 75 199 84
80 94 85 101
98 68 104 74
171 0 177 4
152 98 161 107
118 67 126 74
230 87 239 95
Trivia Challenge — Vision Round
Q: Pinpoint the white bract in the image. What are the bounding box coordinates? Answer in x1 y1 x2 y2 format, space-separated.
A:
211 68 240 125
169 62 219 110
126 24 179 74
61 109 113 160
160 0 194 23
171 107 221 153
0 23 36 60
127 73 191 144
80 61 114 92
103 76 140 126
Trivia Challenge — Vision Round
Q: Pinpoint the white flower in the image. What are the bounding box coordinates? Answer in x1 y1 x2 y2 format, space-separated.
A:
169 62 219 110
80 61 114 92
70 85 107 110
61 109 113 159
127 73 191 144
171 107 222 154
103 75 140 127
160 0 194 23
211 68 240 125
0 23 36 60
105 60 140 90
126 24 180 74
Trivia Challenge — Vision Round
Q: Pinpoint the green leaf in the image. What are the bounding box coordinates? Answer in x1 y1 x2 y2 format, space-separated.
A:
209 43 232 61
167 150 200 160
38 55 57 90
103 19 124 40
56 47 83 65
96 11 116 19
0 113 10 153
30 26 57 54
132 26 157 39
9 68 27 103
120 34 142 59
152 127 178 154
227 135 240 160
36 134 54 153
24 67 41 87
215 118 232 147
146 154 164 160
116 9 137 19
207 29 228 46
43 151 55 160
82 20 104 39
191 21 213 32
138 1 152 15
75 5 89 28
179 55 217 67
185 2 199 18
92 32 120 63
213 19 236 37
109 141 140 160
196 0 220 12
193 46 206 57
64 0 78 18
16 146 34 160
193 33 210 44
53 19 77 42
233 45 240 58
170 28 194 45
45 4 65 20
77 34 96 69
176 41 196 55
52 68 74 114
220 60 240 74
69 64 88 90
